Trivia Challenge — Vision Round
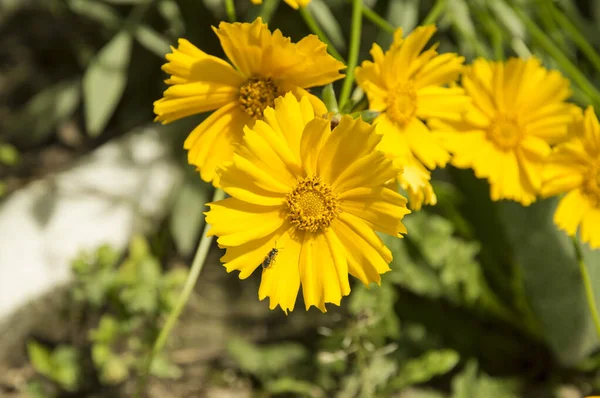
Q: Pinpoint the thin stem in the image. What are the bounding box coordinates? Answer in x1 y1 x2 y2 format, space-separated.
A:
258 0 279 23
572 236 600 341
135 188 225 398
225 0 236 22
422 0 446 25
338 0 362 110
362 5 394 33
513 6 600 108
299 7 344 62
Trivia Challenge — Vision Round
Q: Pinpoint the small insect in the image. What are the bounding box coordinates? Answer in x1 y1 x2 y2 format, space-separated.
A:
262 244 282 269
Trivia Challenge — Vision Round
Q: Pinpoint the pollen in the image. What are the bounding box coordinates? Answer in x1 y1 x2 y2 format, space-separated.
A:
489 114 523 150
239 77 280 119
387 82 418 126
285 176 340 232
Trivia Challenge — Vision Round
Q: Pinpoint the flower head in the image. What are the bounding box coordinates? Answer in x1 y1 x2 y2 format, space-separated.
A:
154 18 344 184
542 106 600 248
206 94 410 313
355 25 468 172
250 0 310 9
432 57 574 205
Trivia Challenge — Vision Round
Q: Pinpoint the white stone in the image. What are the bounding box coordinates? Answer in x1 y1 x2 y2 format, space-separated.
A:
0 125 184 320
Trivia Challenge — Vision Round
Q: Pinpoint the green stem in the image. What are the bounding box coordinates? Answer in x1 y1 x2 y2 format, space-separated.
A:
259 0 279 24
548 2 600 75
362 5 395 33
225 0 236 22
338 0 362 110
422 0 446 25
135 188 225 398
299 7 344 62
572 236 600 341
513 6 600 108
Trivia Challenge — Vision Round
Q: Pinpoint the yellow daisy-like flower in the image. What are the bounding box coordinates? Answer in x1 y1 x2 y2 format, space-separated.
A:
386 152 437 210
154 18 344 184
250 0 310 9
355 25 468 172
206 94 410 313
432 57 573 205
542 106 600 248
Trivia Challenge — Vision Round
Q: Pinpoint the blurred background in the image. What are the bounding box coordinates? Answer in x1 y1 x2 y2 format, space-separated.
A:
1 0 600 397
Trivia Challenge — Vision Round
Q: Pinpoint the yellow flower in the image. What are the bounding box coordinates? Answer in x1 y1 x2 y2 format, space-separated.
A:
154 18 344 184
542 106 600 248
386 152 437 211
206 94 410 313
250 0 310 8
432 57 573 206
355 25 468 172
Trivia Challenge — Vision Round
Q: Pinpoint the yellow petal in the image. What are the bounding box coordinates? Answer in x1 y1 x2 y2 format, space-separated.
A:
414 52 465 89
206 197 285 246
219 161 287 206
416 86 470 122
554 189 590 236
184 102 251 183
581 206 600 249
258 228 302 314
300 117 331 176
396 155 437 210
340 187 409 236
404 118 450 169
220 222 289 279
299 231 350 311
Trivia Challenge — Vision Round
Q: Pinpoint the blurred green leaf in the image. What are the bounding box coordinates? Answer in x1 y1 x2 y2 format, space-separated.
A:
91 343 112 368
68 0 121 29
149 354 183 379
308 0 346 50
451 360 519 398
387 0 418 32
83 31 133 136
266 378 324 397
227 338 308 379
499 198 599 365
102 0 151 3
135 25 173 57
169 175 211 256
100 356 130 384
158 0 184 37
0 143 20 166
28 341 53 377
389 349 460 390
8 79 81 145
89 315 121 344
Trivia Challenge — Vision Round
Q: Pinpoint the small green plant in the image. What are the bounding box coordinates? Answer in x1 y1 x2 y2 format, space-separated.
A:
27 236 186 395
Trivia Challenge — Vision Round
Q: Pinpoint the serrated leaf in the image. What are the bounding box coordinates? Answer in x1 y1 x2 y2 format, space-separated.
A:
499 198 599 365
389 350 460 390
135 25 172 57
169 176 211 256
83 31 132 136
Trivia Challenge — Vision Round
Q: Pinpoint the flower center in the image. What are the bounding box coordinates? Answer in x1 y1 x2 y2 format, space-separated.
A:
583 164 600 207
285 176 340 232
489 114 523 150
387 82 417 126
239 77 279 119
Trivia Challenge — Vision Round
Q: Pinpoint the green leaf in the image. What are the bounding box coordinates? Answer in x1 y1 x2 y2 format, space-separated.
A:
100 356 130 384
91 343 112 368
67 0 121 29
135 25 173 57
169 175 211 256
50 346 81 391
150 355 183 379
89 315 121 344
7 79 81 145
389 350 460 390
0 143 20 166
266 378 324 397
451 360 519 398
321 84 339 113
27 341 54 377
83 31 132 136
307 0 346 51
227 338 308 379
499 198 599 365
